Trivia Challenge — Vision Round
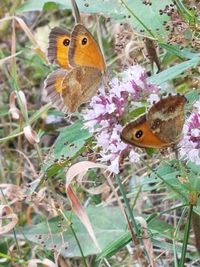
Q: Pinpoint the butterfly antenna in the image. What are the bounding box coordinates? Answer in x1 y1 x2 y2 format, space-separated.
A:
70 0 81 24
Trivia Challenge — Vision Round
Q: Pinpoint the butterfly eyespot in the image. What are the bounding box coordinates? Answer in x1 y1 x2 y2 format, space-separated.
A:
135 130 143 139
63 39 70 46
81 37 88 45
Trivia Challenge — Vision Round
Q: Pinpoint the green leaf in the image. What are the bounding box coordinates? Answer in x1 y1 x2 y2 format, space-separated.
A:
54 120 91 159
19 205 184 258
21 206 128 257
18 0 173 38
147 160 200 201
96 232 131 260
18 0 65 12
149 56 200 85
174 0 197 26
184 90 199 107
160 43 199 60
148 218 177 239
41 120 92 177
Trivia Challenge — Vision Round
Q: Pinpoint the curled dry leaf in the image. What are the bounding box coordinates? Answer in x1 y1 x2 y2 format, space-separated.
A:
66 161 107 186
18 90 27 110
65 161 108 251
83 182 110 196
9 91 20 120
9 90 28 120
28 258 56 267
34 187 47 205
66 185 101 251
23 125 40 144
0 205 18 235
0 184 24 204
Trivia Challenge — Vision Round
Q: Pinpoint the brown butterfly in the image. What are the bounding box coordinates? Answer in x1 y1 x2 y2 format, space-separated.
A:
120 95 187 149
44 23 106 113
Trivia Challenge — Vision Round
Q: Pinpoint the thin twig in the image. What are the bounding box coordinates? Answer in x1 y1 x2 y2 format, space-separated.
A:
70 0 81 24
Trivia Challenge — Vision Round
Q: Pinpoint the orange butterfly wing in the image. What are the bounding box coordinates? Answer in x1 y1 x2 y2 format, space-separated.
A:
121 115 168 149
68 24 106 72
121 95 186 149
47 27 71 69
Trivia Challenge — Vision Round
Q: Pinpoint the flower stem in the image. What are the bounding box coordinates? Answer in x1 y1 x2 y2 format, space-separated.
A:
59 209 88 267
115 175 140 238
192 211 200 254
173 206 188 267
179 205 193 267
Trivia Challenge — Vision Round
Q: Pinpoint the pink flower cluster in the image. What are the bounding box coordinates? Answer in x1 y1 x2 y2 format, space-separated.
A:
180 98 200 165
83 65 159 173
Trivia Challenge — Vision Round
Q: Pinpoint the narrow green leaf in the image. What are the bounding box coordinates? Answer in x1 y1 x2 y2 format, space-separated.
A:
149 57 200 85
160 43 199 60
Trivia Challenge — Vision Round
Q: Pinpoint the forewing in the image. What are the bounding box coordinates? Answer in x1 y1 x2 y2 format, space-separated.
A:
47 27 71 69
121 115 168 148
68 24 106 72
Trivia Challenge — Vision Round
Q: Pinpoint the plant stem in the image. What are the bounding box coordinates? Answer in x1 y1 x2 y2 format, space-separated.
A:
173 206 188 267
179 205 193 267
59 209 89 267
0 103 51 143
146 203 187 223
191 211 200 254
115 175 140 238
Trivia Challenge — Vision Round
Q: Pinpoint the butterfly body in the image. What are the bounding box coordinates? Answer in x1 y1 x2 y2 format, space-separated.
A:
121 95 187 149
44 23 105 113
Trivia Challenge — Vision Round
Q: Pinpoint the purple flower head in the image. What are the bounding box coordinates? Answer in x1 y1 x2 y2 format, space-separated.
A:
180 98 200 165
83 65 159 173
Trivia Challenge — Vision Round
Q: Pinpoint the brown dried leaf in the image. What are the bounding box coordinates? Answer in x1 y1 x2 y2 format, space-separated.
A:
0 184 24 204
66 161 107 186
0 205 18 235
9 90 28 120
9 91 21 120
18 90 27 110
66 185 101 251
23 125 40 144
83 182 110 195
